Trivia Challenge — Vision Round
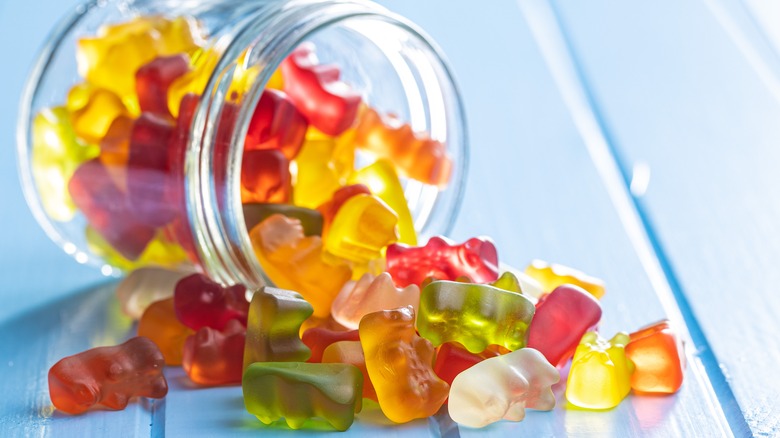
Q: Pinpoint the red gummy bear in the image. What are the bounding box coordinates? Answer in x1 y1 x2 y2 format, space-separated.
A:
433 342 500 386
386 236 500 288
240 149 292 204
182 319 246 386
174 274 250 331
301 327 361 363
69 158 155 260
136 54 190 118
527 285 602 367
48 337 168 415
281 42 362 136
245 89 308 159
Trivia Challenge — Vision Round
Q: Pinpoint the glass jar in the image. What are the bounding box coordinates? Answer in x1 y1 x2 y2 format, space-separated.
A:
17 0 467 290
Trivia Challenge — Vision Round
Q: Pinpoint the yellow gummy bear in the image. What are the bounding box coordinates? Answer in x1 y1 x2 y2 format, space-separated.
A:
66 83 130 144
293 127 356 208
324 194 399 265
86 226 191 272
167 47 219 117
31 107 99 222
348 159 417 246
525 259 606 299
565 332 634 410
78 15 204 114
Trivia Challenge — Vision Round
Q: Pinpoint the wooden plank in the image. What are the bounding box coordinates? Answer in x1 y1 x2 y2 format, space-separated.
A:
551 0 780 435
0 0 737 436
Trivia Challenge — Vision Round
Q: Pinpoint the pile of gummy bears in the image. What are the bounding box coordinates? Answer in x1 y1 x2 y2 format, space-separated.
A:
41 15 685 431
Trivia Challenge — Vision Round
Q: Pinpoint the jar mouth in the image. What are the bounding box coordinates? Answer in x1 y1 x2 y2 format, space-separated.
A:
190 1 469 288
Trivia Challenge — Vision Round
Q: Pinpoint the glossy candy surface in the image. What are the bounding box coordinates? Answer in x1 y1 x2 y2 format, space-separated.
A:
293 134 352 209
527 284 602 367
240 149 292 204
301 327 360 363
525 259 606 299
66 84 130 144
31 107 99 222
386 236 499 288
321 341 377 401
565 332 634 410
352 107 452 187
242 203 323 237
245 89 308 159
137 298 194 365
359 306 449 423
69 158 155 260
243 287 313 370
135 54 190 118
348 159 417 245
417 280 536 353
448 348 559 428
330 272 420 330
173 274 249 331
432 342 500 386
183 319 246 386
115 267 192 319
281 42 361 136
48 337 168 415
626 320 685 394
316 184 371 237
249 214 351 317
323 194 399 264
243 362 363 431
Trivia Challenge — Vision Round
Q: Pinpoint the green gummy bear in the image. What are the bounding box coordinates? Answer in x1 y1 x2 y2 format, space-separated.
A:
417 280 536 353
243 203 324 237
490 271 523 294
243 287 313 370
243 362 363 431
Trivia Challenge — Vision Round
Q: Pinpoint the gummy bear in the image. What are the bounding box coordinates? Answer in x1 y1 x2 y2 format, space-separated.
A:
490 271 523 294
321 341 378 401
48 337 168 415
174 274 249 331
386 236 499 288
243 362 363 431
115 267 192 320
293 136 347 209
136 54 190 118
352 107 452 187
167 48 219 117
240 149 293 204
243 287 313 370
316 184 371 237
330 272 420 330
243 203 323 237
565 332 634 410
527 284 602 367
245 89 308 159
69 158 155 260
301 327 360 363
417 280 536 353
77 15 203 113
625 320 685 394
126 113 179 227
66 83 130 144
281 42 361 136
323 194 399 265
359 306 449 423
525 259 606 299
137 298 194 365
348 159 417 246
183 319 246 386
432 342 500 386
448 348 559 428
249 214 351 318
86 227 190 272
99 115 133 170
31 107 99 222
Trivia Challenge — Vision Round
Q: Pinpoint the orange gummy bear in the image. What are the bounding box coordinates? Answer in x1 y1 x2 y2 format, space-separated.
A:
137 298 194 365
626 320 685 394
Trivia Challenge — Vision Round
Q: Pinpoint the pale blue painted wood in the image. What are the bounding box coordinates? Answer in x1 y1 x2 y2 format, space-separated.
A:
0 0 752 436
552 0 780 436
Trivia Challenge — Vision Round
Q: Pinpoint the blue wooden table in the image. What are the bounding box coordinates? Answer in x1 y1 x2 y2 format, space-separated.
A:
1 0 778 436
